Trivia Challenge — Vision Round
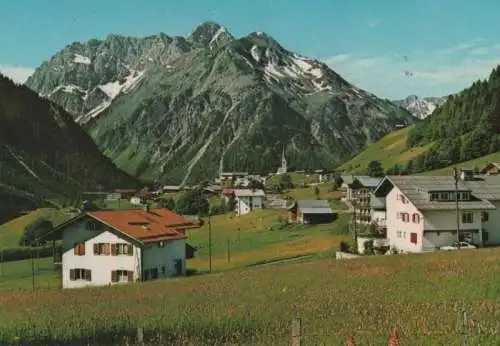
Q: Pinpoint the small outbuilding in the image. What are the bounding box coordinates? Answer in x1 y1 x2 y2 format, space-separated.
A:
287 200 337 224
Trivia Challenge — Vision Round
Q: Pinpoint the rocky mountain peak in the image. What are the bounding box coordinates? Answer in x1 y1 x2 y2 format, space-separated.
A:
186 21 234 49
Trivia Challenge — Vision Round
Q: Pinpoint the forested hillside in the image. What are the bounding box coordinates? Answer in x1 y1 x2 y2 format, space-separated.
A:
0 74 138 222
404 65 500 172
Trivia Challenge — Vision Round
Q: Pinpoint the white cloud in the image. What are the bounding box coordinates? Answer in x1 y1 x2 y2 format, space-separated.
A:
469 47 490 55
367 18 382 28
0 65 35 84
323 41 500 99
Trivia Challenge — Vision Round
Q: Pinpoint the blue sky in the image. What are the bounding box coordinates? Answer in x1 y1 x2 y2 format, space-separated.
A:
1 0 500 99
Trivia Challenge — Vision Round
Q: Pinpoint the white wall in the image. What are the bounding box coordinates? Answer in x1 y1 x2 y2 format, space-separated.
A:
62 218 140 289
142 239 186 278
423 210 482 232
235 196 263 215
386 186 423 253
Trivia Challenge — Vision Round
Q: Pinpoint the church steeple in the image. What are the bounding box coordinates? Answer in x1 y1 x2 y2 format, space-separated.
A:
277 145 287 175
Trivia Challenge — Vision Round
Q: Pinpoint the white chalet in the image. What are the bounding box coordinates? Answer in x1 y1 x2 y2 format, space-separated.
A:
373 174 500 253
53 207 200 289
234 189 265 215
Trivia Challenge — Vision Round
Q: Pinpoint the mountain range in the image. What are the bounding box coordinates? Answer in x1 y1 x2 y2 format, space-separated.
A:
0 74 137 223
392 95 447 119
26 21 416 185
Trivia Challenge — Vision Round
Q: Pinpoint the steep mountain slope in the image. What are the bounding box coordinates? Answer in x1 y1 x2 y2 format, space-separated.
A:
0 74 138 222
392 95 447 119
26 22 416 184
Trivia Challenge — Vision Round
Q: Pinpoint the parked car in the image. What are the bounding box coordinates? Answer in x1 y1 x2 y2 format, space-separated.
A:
440 241 477 251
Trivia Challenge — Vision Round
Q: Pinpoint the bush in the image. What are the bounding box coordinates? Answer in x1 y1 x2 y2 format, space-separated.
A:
19 217 54 247
339 240 350 252
1 244 62 263
363 240 375 255
374 245 390 255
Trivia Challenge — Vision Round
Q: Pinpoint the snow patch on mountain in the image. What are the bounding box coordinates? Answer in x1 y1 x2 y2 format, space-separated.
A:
73 54 91 64
209 26 228 47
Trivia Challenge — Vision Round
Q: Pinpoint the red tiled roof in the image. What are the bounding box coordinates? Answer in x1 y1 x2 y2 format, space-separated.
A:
88 208 200 244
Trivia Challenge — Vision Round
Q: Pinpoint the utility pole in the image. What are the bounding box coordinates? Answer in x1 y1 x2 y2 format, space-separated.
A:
208 212 212 273
454 167 461 250
31 253 35 292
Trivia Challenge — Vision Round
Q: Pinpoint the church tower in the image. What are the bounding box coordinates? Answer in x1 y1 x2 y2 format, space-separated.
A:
277 146 288 175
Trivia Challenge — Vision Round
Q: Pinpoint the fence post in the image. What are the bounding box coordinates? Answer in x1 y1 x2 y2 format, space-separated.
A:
462 310 469 346
291 318 301 346
137 327 144 345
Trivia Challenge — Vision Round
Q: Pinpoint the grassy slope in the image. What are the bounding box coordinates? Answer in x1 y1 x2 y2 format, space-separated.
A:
422 151 500 176
0 249 499 344
338 125 432 173
187 208 350 271
0 208 75 250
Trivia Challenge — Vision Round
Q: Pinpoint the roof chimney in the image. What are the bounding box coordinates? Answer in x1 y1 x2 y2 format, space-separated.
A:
143 203 150 213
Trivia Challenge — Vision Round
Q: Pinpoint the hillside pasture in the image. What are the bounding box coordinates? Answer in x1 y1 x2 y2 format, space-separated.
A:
338 126 432 173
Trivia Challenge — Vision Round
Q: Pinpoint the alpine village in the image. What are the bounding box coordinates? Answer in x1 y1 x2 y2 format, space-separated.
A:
1 19 500 346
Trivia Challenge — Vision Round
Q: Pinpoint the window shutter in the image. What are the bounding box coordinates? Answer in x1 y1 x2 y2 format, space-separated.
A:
85 269 92 281
111 270 118 283
73 244 78 255
81 243 86 256
127 244 133 255
128 271 134 282
70 269 76 281
93 243 99 255
110 243 116 256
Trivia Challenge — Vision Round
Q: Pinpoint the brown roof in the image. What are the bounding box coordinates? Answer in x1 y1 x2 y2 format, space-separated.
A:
88 208 200 244
114 189 137 193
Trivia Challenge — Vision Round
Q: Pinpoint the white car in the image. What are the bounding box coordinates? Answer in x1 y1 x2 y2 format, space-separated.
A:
440 241 477 251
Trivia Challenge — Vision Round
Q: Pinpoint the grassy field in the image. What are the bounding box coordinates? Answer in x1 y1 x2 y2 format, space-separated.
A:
0 208 75 250
338 126 433 173
0 257 59 293
186 209 350 272
0 208 351 293
0 248 499 344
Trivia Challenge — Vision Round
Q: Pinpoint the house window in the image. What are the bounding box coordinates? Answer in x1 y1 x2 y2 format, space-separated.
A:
161 266 166 276
482 212 489 222
401 213 410 223
150 268 159 279
70 268 91 281
73 242 85 256
117 270 129 282
111 270 132 283
462 212 474 224
410 233 417 244
158 241 165 248
397 231 402 238
412 213 420 223
116 243 132 255
94 243 111 255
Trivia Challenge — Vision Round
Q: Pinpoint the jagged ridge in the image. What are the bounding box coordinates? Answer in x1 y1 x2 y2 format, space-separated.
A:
26 21 416 185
